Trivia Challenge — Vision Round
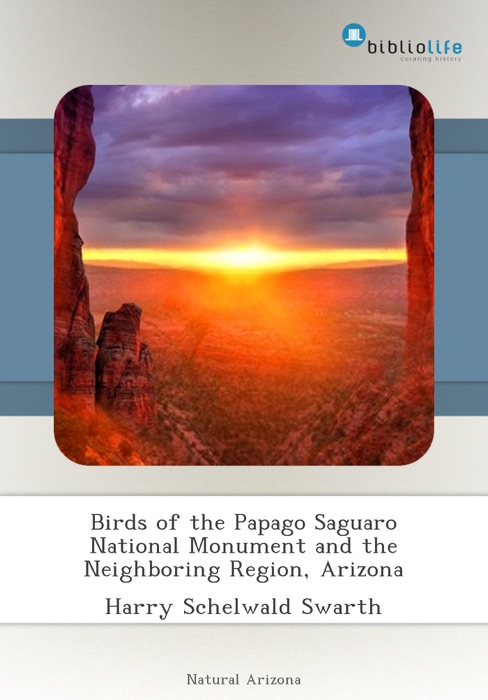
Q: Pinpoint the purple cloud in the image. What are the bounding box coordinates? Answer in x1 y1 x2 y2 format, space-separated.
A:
75 85 413 250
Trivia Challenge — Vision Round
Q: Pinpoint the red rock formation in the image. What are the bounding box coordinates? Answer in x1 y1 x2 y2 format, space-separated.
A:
54 86 97 412
405 88 434 366
96 304 156 427
54 87 157 432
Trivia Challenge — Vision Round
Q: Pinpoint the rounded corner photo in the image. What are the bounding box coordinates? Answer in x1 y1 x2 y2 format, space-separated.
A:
54 85 434 467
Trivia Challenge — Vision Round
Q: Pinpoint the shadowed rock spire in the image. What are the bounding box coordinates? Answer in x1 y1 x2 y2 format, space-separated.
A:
96 304 156 426
54 86 97 412
405 88 434 367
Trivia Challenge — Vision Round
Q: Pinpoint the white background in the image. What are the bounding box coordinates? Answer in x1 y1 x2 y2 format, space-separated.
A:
1 494 487 624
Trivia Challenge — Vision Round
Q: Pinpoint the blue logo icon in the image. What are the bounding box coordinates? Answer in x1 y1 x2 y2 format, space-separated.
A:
342 24 366 47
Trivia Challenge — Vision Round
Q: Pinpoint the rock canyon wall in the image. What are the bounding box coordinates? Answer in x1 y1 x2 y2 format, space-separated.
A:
54 87 156 427
406 88 434 366
54 86 97 412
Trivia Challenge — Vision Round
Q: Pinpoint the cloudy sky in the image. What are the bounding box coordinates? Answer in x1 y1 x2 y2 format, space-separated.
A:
76 85 413 258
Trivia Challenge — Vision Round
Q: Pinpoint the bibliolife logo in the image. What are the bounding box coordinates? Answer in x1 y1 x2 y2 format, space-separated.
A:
341 24 463 62
342 24 366 47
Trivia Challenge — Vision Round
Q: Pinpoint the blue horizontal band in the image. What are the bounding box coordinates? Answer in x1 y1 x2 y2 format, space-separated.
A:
0 117 486 415
0 382 484 417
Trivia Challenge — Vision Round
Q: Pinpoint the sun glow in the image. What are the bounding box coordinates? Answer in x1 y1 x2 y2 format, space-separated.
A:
203 245 282 270
83 245 407 272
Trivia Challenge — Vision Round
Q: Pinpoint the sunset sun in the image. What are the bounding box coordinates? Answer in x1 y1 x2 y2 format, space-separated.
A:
203 245 277 271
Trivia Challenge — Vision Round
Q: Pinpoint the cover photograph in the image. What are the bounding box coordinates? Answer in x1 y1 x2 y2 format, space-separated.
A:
54 84 434 466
